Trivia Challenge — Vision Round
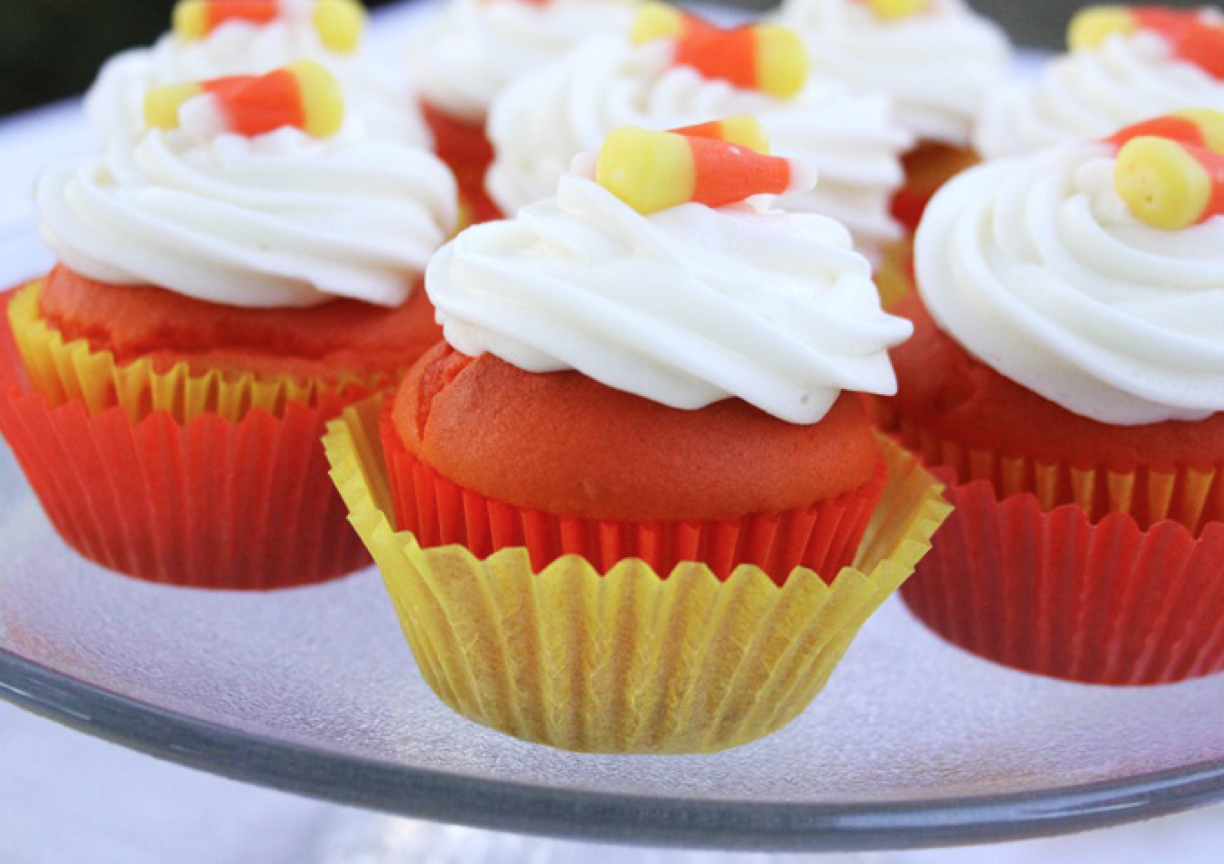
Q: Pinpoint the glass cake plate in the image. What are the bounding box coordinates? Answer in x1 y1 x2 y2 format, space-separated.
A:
3 5 1224 854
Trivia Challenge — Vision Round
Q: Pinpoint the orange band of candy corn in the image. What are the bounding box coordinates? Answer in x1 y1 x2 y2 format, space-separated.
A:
595 124 806 214
1106 109 1224 155
173 0 366 52
1069 5 1224 78
631 4 807 100
1114 136 1224 229
672 115 770 154
144 60 344 139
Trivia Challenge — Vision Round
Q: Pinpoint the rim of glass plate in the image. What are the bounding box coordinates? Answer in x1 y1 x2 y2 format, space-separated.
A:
2 645 1224 852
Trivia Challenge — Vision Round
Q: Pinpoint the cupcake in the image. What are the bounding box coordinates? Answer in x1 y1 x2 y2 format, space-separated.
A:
87 0 428 146
975 4 1224 161
324 120 949 753
0 63 458 589
885 111 1224 684
772 0 1011 232
403 0 639 222
486 4 913 265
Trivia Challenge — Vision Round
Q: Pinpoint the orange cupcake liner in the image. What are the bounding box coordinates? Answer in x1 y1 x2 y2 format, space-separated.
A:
891 143 980 235
419 100 501 226
883 407 1224 684
0 287 371 588
8 280 385 425
378 403 888 584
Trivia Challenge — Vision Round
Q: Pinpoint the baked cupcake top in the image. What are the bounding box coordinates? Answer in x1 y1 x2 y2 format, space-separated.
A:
772 0 1010 147
40 64 457 309
917 111 1224 425
486 6 913 259
976 5 1224 160
403 0 639 123
431 120 912 424
87 0 429 146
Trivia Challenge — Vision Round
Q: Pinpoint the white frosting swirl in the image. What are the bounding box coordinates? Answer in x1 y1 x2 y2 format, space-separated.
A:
38 127 458 308
975 27 1224 160
429 174 912 423
915 143 1224 425
486 37 913 259
404 0 639 122
87 20 430 147
773 0 1010 146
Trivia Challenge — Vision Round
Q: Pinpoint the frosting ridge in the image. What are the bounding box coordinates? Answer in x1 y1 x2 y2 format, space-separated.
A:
915 142 1224 424
38 127 458 308
429 173 911 423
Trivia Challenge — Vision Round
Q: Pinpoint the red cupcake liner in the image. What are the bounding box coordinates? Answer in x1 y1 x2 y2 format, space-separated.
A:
902 474 1224 685
890 144 980 235
379 406 887 584
419 100 501 225
0 323 370 589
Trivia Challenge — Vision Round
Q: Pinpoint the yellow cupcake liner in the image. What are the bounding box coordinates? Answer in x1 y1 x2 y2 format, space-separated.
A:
8 281 388 424
324 398 951 754
891 411 1223 534
874 236 914 311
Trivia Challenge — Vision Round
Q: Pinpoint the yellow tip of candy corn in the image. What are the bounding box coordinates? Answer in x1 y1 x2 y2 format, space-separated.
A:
144 82 204 129
172 0 209 40
753 25 807 101
864 0 928 22
1068 6 1136 51
597 126 694 214
1115 135 1211 230
1176 108 1224 155
313 0 366 52
718 115 770 155
631 2 687 45
289 60 345 138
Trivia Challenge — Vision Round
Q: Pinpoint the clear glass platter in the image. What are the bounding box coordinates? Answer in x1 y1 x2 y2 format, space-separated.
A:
3 6 1223 853
3 439 1224 853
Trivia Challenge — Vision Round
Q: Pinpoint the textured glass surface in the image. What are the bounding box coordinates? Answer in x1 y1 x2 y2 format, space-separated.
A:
3 442 1224 850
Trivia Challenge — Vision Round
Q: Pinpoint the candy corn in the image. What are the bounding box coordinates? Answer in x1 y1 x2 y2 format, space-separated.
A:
144 60 344 139
854 0 930 22
595 124 816 214
173 0 366 52
1114 135 1224 229
1107 109 1224 155
631 4 807 101
672 115 770 154
1068 5 1224 79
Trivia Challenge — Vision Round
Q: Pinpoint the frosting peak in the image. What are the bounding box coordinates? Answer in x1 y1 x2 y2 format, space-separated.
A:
916 140 1224 425
428 174 911 423
38 126 458 309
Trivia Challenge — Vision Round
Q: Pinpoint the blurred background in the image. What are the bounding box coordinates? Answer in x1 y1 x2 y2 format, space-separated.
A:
0 0 1207 118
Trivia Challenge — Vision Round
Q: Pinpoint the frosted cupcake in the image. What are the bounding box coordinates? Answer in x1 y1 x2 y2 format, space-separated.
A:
404 0 639 220
888 111 1224 684
0 64 457 588
976 4 1224 160
486 5 913 263
325 120 949 753
87 0 429 146
772 0 1010 231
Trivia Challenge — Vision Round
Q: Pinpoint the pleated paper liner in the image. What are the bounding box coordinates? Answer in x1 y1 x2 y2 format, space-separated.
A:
0 289 370 589
324 398 951 754
890 413 1224 533
9 280 386 425
884 410 1224 684
377 403 888 585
